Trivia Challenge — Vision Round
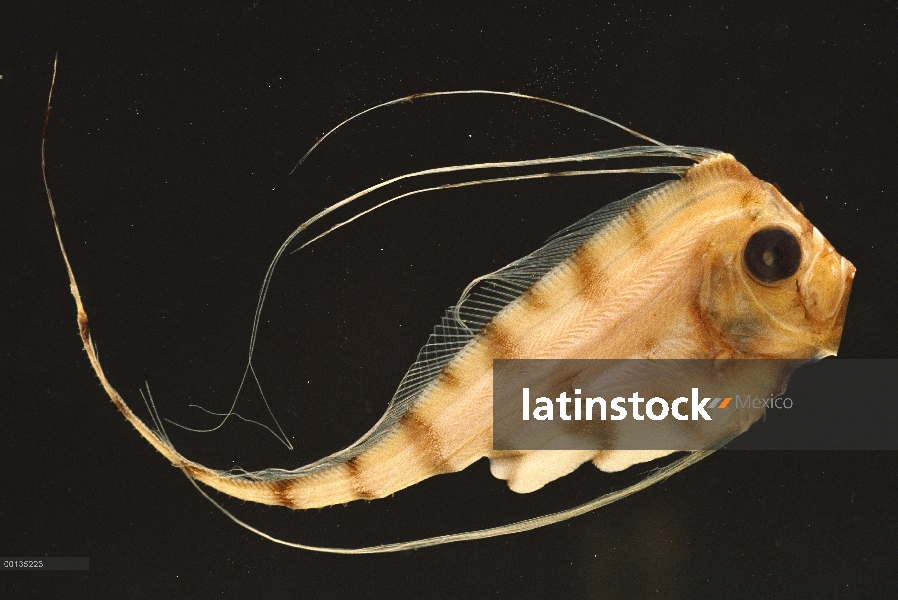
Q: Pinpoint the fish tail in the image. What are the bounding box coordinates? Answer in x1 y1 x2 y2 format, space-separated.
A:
204 409 489 509
72 289 486 508
53 204 485 509
72 293 484 508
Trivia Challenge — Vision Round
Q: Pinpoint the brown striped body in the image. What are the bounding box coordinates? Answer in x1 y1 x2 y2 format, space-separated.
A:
180 154 854 507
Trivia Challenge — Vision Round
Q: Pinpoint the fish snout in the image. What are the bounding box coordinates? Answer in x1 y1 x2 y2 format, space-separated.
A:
799 244 854 355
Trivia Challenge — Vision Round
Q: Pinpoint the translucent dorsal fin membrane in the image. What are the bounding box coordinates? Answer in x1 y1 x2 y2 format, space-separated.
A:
237 173 705 482
237 164 720 479
43 55 726 553
301 181 677 475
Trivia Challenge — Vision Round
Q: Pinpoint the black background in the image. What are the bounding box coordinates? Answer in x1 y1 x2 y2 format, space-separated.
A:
4 2 897 598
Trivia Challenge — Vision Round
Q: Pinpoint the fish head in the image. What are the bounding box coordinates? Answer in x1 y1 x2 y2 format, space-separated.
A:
697 165 855 360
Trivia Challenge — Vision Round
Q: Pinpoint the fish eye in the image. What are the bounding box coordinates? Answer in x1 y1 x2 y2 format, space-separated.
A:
743 227 801 283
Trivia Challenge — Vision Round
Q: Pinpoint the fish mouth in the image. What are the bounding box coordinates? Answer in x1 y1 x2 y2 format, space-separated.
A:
817 255 855 357
836 255 856 318
841 256 857 280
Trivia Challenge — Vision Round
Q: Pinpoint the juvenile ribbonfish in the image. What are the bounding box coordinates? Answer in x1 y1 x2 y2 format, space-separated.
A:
45 78 854 552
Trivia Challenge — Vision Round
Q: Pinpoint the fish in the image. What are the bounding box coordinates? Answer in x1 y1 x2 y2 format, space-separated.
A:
42 58 854 553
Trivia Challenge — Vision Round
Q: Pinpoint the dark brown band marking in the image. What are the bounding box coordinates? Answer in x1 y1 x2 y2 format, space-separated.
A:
641 336 658 354
270 479 294 507
569 248 607 299
182 464 203 479
345 457 377 500
521 284 550 311
399 411 448 473
740 190 757 210
481 320 519 359
77 311 90 343
628 207 649 244
437 365 461 389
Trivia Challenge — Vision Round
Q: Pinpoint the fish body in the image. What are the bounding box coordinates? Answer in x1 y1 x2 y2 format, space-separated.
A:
178 153 855 509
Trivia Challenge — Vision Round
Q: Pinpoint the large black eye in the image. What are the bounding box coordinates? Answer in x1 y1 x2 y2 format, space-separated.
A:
744 227 801 282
